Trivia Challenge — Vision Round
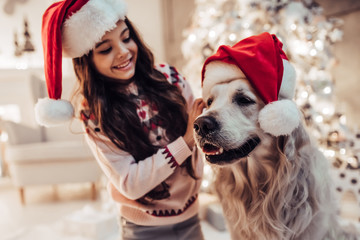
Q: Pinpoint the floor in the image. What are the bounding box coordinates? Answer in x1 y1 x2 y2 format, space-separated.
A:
0 176 359 240
0 177 230 240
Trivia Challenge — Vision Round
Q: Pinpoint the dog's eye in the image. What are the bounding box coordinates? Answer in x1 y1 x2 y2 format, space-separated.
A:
207 98 213 107
234 96 255 106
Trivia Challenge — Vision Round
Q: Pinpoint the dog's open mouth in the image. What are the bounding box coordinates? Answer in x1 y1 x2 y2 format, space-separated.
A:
201 137 261 164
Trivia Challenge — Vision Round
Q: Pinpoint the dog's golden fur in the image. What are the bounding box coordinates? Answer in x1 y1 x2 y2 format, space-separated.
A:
195 79 358 239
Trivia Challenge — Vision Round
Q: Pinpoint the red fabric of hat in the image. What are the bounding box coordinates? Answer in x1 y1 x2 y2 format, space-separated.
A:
201 32 288 105
42 0 88 100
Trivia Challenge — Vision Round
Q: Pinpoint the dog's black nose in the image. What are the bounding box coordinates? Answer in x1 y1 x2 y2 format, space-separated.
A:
194 116 219 136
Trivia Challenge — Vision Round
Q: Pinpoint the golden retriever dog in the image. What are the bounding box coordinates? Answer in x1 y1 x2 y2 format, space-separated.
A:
194 33 358 240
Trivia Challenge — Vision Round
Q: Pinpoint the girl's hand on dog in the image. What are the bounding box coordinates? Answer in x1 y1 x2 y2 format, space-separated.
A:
184 98 206 149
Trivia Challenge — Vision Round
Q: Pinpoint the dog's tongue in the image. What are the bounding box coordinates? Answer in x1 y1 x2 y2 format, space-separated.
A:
202 144 223 155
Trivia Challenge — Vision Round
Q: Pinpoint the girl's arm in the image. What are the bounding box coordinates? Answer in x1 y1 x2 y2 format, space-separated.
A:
85 131 192 200
85 95 204 201
82 63 204 201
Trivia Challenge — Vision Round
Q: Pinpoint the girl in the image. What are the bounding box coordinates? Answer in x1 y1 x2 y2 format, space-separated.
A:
37 0 205 239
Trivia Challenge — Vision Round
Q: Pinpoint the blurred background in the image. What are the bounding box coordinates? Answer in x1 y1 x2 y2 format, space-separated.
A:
0 0 359 239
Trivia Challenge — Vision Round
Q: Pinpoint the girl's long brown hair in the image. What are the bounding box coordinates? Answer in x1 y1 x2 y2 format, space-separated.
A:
72 18 196 202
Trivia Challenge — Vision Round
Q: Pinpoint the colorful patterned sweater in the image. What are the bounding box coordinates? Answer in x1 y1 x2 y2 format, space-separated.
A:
80 63 204 226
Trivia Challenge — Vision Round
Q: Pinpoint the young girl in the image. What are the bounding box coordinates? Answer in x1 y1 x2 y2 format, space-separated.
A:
37 0 205 239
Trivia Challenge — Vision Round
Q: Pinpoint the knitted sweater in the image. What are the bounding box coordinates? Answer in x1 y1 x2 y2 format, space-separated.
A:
80 63 204 226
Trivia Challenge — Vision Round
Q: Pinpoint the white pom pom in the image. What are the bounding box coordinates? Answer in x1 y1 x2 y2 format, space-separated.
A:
258 99 300 136
35 98 74 127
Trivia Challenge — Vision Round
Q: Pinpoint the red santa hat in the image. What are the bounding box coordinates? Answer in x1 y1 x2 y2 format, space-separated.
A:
201 32 300 136
35 0 127 127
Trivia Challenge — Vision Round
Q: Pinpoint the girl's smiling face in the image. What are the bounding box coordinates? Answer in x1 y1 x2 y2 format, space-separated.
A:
92 20 138 82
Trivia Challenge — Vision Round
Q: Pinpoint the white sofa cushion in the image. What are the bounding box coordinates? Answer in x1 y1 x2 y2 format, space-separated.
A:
8 156 101 186
1 120 43 144
6 140 93 163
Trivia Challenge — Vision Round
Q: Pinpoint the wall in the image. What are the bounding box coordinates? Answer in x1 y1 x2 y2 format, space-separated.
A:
126 0 166 63
307 0 360 128
0 0 54 69
161 0 195 68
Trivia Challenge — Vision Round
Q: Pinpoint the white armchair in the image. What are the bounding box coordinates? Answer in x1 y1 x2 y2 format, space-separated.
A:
2 120 102 204
0 69 102 204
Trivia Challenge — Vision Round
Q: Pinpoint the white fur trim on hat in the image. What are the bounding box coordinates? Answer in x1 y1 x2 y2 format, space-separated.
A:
258 99 300 136
260 59 298 136
35 98 74 127
279 59 296 99
62 0 127 58
202 61 246 99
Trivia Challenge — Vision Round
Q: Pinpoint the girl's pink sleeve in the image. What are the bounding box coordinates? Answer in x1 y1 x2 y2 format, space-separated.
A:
85 133 192 200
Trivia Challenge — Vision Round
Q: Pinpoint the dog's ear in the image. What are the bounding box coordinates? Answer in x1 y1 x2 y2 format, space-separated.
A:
277 134 295 162
277 124 310 162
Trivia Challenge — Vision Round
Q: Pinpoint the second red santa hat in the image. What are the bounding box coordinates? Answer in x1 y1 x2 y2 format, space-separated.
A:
201 32 300 136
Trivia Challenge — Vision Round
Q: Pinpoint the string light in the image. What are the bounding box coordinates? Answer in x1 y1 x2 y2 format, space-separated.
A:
323 86 332 94
188 34 197 42
347 157 357 165
322 107 333 116
209 30 216 39
301 91 309 98
315 115 324 123
0 132 8 142
340 115 347 125
315 40 324 50
208 7 216 15
340 148 346 155
229 33 237 42
243 22 250 29
202 180 209 189
309 49 317 56
324 149 336 158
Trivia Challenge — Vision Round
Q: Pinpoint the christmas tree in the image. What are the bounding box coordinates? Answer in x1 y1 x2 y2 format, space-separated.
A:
182 0 360 218
23 18 35 53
